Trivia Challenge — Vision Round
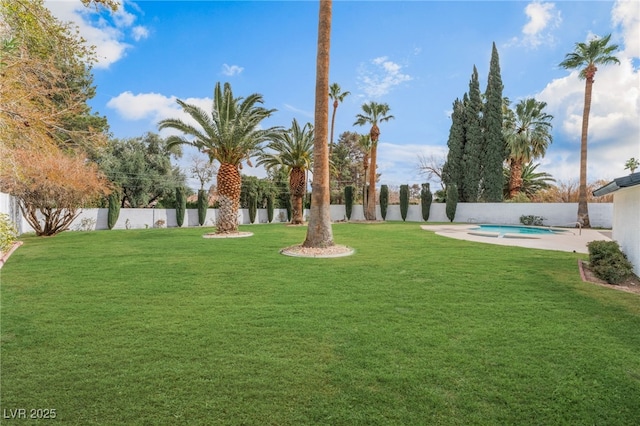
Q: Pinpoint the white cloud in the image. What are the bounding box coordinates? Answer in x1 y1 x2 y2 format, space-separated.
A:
106 91 213 138
283 104 313 119
612 0 640 58
44 0 149 69
357 56 412 98
511 1 562 49
376 143 448 187
221 64 244 76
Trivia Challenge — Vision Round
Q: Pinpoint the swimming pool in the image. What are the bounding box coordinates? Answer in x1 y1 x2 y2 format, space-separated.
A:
470 224 567 237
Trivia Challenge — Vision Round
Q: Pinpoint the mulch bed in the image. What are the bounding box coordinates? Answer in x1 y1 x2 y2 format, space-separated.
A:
578 260 640 295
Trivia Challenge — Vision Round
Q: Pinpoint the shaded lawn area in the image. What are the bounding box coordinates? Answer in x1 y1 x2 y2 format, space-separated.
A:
1 223 639 425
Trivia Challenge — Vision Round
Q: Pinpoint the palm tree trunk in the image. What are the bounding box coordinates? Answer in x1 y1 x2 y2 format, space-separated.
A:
303 0 334 248
366 142 377 220
329 100 338 157
508 159 523 199
289 167 306 225
216 162 241 233
577 69 595 228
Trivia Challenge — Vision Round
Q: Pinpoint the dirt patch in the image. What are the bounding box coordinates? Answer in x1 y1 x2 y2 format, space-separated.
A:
578 260 640 295
280 244 354 258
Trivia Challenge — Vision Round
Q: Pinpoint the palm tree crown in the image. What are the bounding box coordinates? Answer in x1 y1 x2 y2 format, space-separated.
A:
505 98 553 163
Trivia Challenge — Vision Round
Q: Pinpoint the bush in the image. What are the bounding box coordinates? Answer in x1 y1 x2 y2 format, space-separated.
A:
420 183 432 222
520 215 545 226
0 213 18 253
344 186 354 220
267 194 274 223
107 192 121 230
587 240 634 284
175 187 186 227
446 184 458 222
197 189 207 226
399 185 409 221
380 185 389 220
248 193 257 224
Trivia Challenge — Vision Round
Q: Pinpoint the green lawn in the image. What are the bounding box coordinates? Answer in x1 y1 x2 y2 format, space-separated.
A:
1 223 639 425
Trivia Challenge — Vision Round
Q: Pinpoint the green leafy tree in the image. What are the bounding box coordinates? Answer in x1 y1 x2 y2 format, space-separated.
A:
158 82 280 233
97 133 185 208
257 119 313 225
354 102 394 220
504 98 553 199
559 34 619 228
482 43 506 201
330 131 364 204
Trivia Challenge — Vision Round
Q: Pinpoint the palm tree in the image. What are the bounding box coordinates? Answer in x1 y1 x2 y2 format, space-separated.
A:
257 119 313 225
329 83 350 157
559 34 619 228
354 101 394 220
303 0 334 248
357 133 372 208
158 82 280 234
504 98 553 199
503 162 555 199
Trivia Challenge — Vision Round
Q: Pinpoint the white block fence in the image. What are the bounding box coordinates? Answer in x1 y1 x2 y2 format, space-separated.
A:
1 192 613 234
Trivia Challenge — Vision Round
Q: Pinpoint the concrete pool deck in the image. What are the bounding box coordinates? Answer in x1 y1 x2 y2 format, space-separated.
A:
421 224 612 254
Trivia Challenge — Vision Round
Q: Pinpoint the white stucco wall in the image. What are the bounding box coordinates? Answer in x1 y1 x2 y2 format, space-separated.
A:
612 186 640 277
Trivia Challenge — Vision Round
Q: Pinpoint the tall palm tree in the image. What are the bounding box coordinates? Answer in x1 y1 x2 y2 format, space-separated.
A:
559 33 619 228
503 162 555 199
354 101 394 220
158 82 280 234
303 0 334 248
328 83 350 157
257 119 313 225
504 98 553 199
357 133 372 208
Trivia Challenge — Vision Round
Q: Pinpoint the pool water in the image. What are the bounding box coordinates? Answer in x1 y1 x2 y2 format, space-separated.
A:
473 225 563 235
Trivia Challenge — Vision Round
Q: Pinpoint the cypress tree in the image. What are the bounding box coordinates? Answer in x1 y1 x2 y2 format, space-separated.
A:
197 189 207 226
462 66 483 202
420 183 432 221
175 187 186 227
399 184 409 221
443 98 466 199
379 184 389 220
107 192 120 230
446 183 459 222
344 185 354 220
266 194 274 223
483 42 506 201
248 193 257 224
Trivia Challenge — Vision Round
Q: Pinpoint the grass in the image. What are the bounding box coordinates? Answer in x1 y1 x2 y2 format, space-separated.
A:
1 223 639 425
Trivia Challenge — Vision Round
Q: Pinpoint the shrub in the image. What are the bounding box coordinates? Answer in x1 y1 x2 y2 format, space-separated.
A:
520 215 545 226
248 193 257 224
267 194 274 223
344 186 354 220
380 185 389 220
446 184 458 222
197 189 207 226
175 187 186 227
420 183 432 222
107 192 120 230
399 185 409 221
587 240 634 284
0 213 18 253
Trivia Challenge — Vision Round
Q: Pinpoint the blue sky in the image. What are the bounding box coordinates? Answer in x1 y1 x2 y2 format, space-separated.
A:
47 0 639 191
